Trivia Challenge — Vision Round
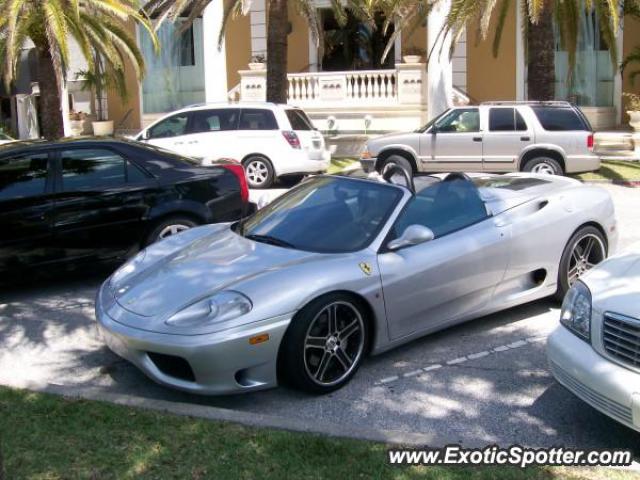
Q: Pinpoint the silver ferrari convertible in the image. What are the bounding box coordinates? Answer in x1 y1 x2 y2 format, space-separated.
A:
96 170 617 395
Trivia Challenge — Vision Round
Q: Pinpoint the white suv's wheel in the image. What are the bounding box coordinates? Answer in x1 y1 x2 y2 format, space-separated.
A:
244 156 275 189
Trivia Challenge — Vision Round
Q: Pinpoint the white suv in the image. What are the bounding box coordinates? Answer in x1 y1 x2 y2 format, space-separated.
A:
136 102 331 188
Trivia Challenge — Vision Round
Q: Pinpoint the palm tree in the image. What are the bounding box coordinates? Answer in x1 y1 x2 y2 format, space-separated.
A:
438 0 623 100
144 0 322 103
0 0 157 140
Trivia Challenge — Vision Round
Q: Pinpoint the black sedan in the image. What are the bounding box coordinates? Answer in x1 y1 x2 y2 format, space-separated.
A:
0 138 250 272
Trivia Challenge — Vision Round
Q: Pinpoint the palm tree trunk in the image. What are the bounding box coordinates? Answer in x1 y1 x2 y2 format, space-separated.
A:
526 4 556 101
266 0 289 103
37 48 65 140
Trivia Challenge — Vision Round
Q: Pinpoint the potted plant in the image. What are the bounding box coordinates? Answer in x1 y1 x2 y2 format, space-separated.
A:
77 53 127 136
248 54 266 71
402 47 425 64
623 93 640 132
69 110 87 136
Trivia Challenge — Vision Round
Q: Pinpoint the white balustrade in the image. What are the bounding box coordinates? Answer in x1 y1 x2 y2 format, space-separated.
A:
287 69 406 106
239 63 428 110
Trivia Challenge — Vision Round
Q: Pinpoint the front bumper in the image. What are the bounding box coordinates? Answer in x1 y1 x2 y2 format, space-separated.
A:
360 158 376 173
96 282 292 395
547 325 640 432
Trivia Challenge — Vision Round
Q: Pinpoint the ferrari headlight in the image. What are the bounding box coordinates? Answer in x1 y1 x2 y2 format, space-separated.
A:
165 291 252 328
560 281 592 341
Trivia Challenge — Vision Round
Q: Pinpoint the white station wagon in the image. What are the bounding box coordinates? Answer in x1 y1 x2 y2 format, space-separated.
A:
135 102 331 188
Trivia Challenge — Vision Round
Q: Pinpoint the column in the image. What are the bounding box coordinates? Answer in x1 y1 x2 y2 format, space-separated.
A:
427 0 453 120
203 2 228 103
250 0 267 58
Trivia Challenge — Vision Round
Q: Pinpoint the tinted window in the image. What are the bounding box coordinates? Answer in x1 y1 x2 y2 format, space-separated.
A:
489 108 528 132
393 179 488 239
148 113 190 139
515 110 527 130
435 108 480 133
61 149 127 191
532 107 588 131
127 161 150 183
286 109 314 131
190 109 239 133
238 109 278 130
239 177 401 253
0 153 48 200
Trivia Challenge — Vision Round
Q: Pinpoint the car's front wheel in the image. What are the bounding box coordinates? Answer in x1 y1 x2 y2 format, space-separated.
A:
243 156 275 189
555 225 607 301
280 293 368 394
380 155 413 178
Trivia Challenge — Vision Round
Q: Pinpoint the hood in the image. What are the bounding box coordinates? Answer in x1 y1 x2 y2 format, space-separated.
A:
583 250 640 320
110 227 318 319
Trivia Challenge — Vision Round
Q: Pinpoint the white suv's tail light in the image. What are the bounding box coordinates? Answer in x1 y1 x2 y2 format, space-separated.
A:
282 131 301 149
587 133 594 152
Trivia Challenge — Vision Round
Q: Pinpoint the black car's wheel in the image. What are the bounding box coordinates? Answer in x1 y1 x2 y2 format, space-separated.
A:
555 226 607 301
243 156 275 189
145 216 199 246
522 157 563 175
280 293 368 394
380 155 413 178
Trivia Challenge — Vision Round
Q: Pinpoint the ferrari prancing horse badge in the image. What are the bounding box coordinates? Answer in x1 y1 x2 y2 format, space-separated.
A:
359 262 372 276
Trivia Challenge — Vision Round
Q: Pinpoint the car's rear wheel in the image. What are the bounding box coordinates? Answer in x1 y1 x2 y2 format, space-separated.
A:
145 216 199 246
555 226 607 301
243 156 275 189
380 155 413 178
522 156 563 175
280 293 368 394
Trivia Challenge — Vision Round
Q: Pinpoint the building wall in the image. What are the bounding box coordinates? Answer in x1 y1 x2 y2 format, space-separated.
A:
225 12 252 90
401 22 427 54
622 15 640 123
106 22 142 132
466 1 517 102
287 4 311 73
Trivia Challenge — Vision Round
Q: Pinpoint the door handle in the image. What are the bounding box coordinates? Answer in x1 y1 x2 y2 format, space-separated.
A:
473 137 483 142
174 142 184 146
520 136 531 141
187 141 198 145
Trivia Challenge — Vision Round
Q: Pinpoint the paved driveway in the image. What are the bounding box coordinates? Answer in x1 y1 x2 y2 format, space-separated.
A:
1 183 638 452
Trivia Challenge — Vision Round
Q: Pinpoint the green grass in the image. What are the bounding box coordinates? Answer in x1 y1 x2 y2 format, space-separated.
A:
327 158 358 174
570 161 640 183
0 387 638 480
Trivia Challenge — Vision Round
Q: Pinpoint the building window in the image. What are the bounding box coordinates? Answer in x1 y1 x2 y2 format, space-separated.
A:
179 26 196 67
553 9 615 107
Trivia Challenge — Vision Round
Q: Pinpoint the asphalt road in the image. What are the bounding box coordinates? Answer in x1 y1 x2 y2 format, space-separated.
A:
1 182 639 453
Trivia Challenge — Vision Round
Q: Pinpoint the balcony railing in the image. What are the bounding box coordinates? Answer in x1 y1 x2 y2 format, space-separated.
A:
239 63 427 108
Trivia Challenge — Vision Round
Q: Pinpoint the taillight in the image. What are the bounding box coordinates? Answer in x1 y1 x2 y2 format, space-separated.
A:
587 133 594 151
282 131 301 149
221 163 249 204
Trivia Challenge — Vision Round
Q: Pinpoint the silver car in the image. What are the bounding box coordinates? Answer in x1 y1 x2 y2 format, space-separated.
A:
96 171 616 395
361 101 600 177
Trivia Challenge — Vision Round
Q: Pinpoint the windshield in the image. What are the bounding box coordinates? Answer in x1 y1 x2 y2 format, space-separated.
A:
238 176 403 253
0 133 12 141
415 109 451 133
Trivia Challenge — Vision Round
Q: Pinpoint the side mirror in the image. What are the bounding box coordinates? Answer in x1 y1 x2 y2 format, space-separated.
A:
139 130 150 141
388 225 435 251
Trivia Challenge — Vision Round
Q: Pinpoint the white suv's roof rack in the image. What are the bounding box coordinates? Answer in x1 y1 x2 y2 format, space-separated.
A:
480 100 573 107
